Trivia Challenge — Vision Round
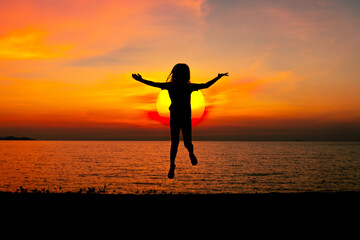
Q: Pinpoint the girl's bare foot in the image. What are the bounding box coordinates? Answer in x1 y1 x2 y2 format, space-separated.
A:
190 153 198 166
168 164 176 179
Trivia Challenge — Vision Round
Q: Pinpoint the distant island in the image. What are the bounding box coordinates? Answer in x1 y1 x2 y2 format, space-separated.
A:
0 136 35 140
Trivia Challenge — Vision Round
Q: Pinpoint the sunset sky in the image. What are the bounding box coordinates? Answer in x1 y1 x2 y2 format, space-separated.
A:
1 0 360 140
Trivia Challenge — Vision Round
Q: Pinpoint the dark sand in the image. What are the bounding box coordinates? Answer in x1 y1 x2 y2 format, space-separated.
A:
2 191 360 202
3 191 360 219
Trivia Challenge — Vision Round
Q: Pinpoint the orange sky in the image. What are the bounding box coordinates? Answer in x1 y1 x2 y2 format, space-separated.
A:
1 0 360 140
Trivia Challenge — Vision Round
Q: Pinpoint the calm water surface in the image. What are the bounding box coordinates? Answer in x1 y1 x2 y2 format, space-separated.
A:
0 141 359 194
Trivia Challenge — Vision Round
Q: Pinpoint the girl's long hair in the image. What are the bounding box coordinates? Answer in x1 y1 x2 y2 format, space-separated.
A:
166 63 190 84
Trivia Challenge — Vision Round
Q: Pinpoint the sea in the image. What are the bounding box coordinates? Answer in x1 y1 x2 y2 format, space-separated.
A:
0 141 359 194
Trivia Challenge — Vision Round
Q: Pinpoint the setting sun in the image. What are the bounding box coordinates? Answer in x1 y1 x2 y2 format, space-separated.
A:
156 90 205 120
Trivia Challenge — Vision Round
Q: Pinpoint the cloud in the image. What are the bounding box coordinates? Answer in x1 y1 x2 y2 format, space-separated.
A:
70 47 147 66
0 29 71 59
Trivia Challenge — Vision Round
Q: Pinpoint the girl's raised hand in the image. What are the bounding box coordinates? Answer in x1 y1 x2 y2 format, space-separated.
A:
132 73 143 81
218 72 229 78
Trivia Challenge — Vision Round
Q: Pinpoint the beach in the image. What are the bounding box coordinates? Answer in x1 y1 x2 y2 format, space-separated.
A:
2 191 360 203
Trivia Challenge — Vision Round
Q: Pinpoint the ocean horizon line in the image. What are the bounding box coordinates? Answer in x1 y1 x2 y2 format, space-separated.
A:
1 138 360 142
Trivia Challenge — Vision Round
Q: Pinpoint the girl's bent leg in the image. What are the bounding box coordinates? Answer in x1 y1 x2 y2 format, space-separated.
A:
182 120 198 166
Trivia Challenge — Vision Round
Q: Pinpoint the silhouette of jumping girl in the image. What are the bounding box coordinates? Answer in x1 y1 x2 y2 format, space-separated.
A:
132 63 228 179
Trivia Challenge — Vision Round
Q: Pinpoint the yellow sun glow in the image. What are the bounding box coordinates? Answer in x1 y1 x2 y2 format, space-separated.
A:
156 90 205 118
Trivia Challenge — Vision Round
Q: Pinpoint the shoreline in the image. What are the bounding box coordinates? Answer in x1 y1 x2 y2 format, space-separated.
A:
2 191 360 201
4 191 360 213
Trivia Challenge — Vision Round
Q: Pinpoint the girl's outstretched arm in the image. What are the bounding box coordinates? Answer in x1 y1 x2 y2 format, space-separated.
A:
132 73 167 89
193 72 228 90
